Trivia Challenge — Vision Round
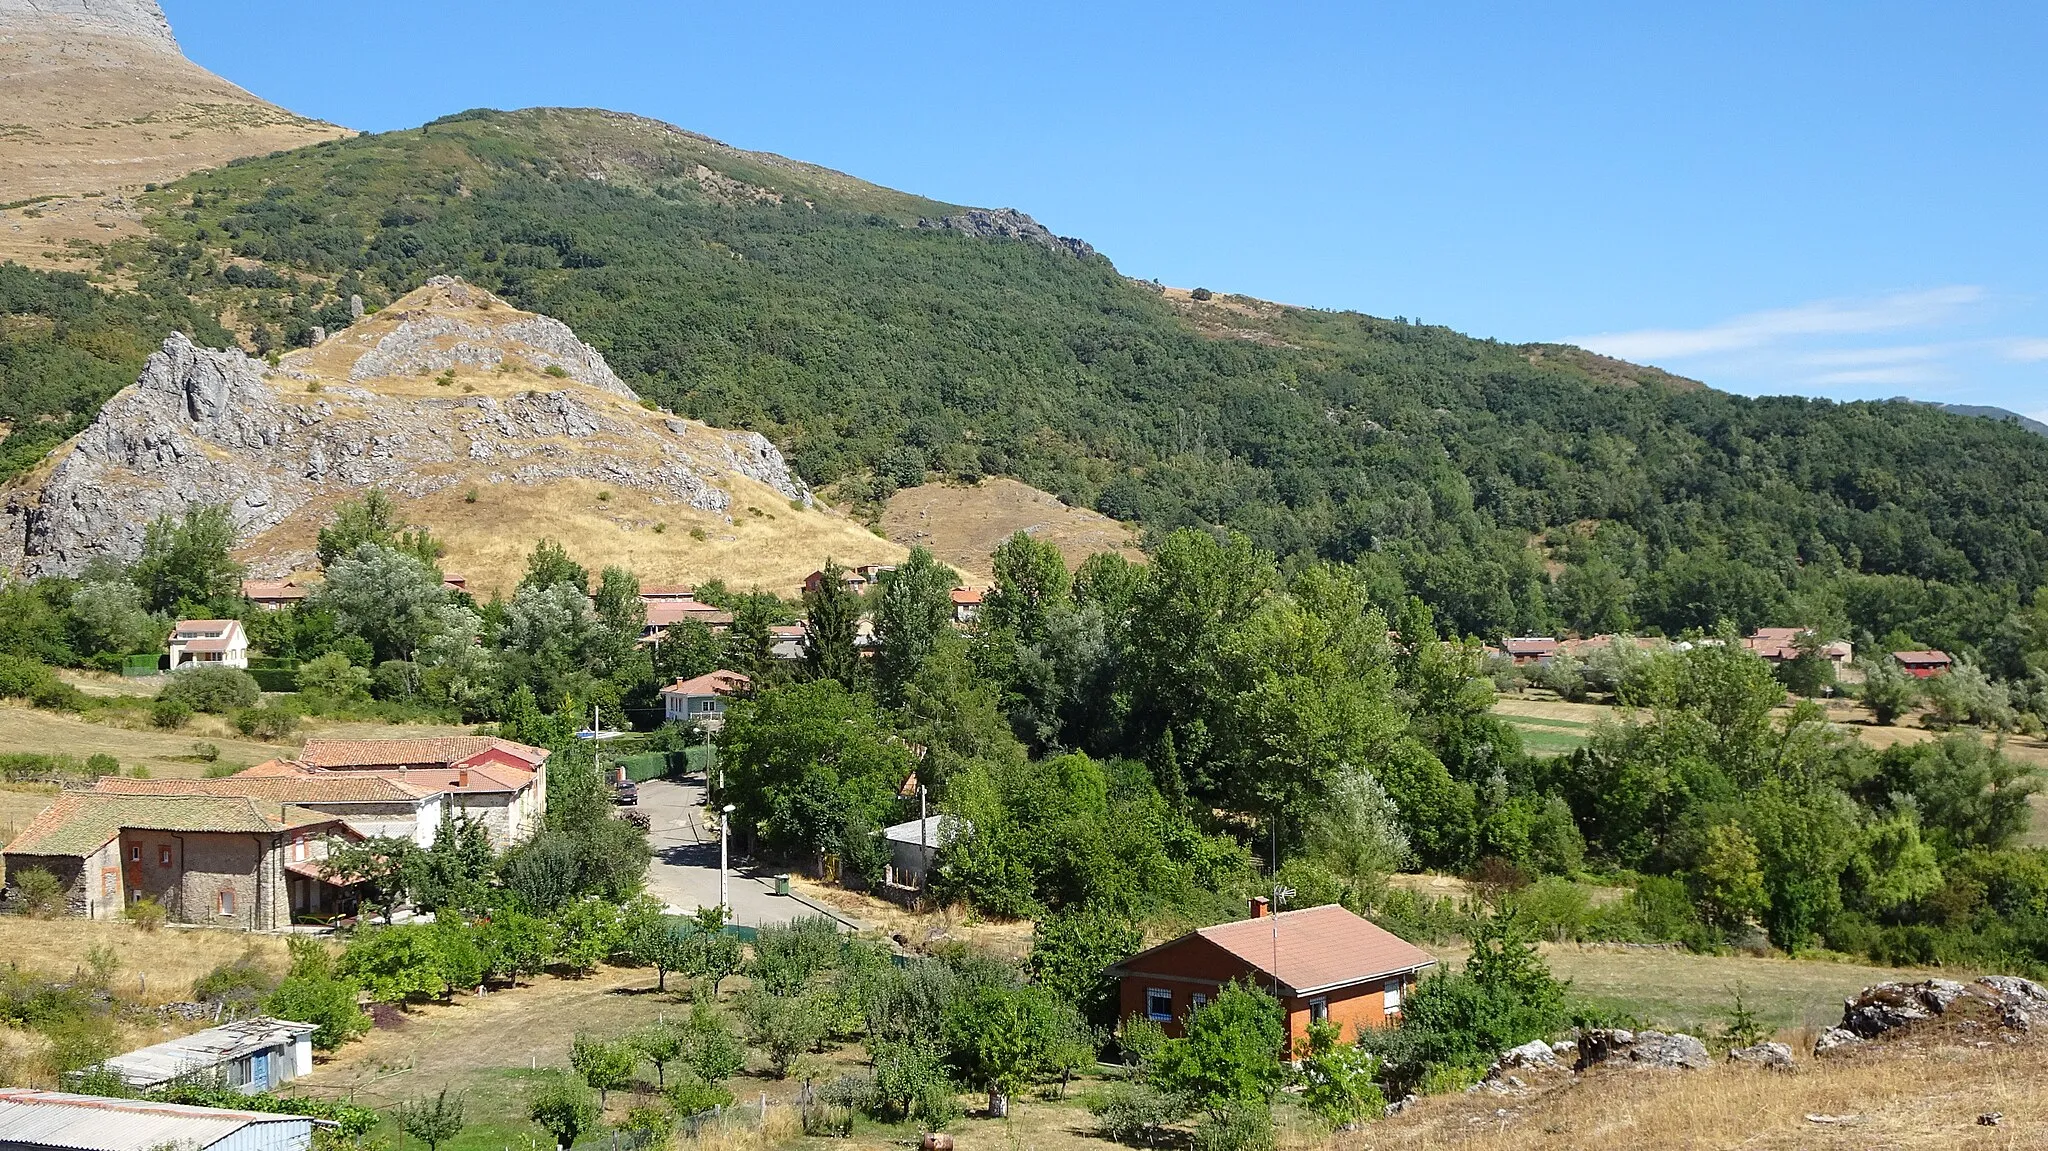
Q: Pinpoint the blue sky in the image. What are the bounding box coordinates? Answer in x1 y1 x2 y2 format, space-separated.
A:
166 1 2048 419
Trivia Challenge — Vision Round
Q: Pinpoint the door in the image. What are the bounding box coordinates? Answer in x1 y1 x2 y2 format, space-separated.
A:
250 1050 269 1090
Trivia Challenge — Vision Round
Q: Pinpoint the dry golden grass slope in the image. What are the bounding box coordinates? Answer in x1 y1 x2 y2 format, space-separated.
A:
228 279 906 597
882 477 1143 585
0 16 346 199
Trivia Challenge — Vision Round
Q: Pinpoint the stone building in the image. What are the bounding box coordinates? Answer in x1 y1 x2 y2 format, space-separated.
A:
1 793 350 929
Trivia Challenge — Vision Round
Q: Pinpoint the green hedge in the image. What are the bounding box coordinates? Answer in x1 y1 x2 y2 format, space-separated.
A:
619 751 673 783
247 667 300 693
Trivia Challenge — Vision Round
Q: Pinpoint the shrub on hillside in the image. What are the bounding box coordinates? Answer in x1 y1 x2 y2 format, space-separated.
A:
232 704 298 740
158 666 260 713
150 698 192 729
9 867 65 917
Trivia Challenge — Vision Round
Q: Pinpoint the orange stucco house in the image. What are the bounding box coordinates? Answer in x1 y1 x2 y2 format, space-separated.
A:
1111 902 1437 1045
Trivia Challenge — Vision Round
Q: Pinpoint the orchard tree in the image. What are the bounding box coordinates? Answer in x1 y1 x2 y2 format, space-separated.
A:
397 1090 465 1151
527 1074 597 1151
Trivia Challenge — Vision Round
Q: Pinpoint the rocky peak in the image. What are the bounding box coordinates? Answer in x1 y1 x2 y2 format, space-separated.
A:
0 0 178 53
291 276 638 400
917 208 1096 259
0 281 814 583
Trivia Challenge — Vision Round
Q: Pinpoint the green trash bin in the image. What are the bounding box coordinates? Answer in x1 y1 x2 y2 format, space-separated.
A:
774 874 791 896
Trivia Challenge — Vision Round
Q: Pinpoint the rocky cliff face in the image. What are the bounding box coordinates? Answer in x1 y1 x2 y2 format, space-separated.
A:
916 208 1096 259
0 0 176 51
1 279 812 582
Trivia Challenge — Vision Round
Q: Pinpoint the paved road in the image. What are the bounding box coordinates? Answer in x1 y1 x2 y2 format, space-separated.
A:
637 775 867 931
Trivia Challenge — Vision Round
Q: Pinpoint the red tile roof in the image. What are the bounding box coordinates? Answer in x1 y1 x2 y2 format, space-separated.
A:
241 580 309 601
94 773 436 804
1126 904 1437 996
1894 650 1953 665
639 584 696 600
662 670 751 697
297 736 549 770
950 588 983 605
3 793 336 857
1501 637 1559 655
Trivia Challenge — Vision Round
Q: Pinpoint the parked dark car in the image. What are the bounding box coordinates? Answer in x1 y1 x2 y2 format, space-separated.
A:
614 780 639 806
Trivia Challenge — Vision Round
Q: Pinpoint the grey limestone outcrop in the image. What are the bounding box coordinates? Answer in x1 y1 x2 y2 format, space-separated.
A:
0 315 808 575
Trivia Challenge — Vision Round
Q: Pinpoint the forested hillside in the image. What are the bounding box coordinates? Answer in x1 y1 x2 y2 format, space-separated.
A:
6 106 2048 655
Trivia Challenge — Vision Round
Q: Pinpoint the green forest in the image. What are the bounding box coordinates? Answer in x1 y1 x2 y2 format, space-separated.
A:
4 107 2048 664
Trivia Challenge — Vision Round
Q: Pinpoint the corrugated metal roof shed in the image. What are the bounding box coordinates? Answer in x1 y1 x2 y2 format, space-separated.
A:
103 1018 317 1087
0 1090 310 1151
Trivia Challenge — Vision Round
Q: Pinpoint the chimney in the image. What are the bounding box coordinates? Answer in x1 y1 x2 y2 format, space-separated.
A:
1249 896 1269 919
458 767 470 788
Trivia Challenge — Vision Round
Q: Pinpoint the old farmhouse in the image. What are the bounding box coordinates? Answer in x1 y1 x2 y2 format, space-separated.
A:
1112 903 1437 1045
1 793 353 929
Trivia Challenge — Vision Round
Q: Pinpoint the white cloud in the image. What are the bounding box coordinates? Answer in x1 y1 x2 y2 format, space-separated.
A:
1570 286 1985 362
1802 366 1943 387
2001 338 2048 362
1796 344 1947 368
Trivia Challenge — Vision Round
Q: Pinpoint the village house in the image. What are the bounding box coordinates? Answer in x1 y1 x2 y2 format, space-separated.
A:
239 579 309 610
769 623 808 661
1111 902 1436 1045
1893 649 1955 678
0 1090 318 1151
661 670 751 728
167 620 249 670
289 737 550 847
103 1017 318 1094
94 771 447 847
1498 636 1561 666
1742 627 1854 666
639 584 696 601
1 793 354 929
640 598 735 644
802 567 872 596
949 588 984 625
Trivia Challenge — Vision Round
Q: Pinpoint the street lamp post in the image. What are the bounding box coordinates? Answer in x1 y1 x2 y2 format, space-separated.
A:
719 803 736 918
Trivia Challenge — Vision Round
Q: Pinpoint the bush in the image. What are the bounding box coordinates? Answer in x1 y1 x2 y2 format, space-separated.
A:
231 704 298 740
10 867 65 917
267 974 371 1050
159 666 260 713
1087 1082 1186 1145
84 754 119 777
150 698 192 729
124 897 167 932
192 953 276 1005
0 654 61 701
663 1076 733 1117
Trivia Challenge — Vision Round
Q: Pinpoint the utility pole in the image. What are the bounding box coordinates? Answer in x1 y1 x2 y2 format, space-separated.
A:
719 802 736 919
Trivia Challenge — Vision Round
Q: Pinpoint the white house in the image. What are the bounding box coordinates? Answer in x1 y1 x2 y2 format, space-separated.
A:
660 670 751 728
0 1090 316 1151
101 1017 319 1093
168 619 249 670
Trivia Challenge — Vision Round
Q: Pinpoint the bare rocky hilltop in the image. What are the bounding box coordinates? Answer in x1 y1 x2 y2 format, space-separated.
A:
0 278 905 596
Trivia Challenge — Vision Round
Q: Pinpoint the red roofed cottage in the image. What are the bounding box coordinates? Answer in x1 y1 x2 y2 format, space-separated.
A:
1112 902 1436 1044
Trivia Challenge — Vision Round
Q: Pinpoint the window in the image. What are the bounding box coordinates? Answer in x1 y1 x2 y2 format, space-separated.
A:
158 846 172 868
217 887 236 917
1190 993 1208 1012
1309 997 1329 1023
292 835 307 863
1145 989 1174 1021
128 845 141 863
1384 978 1403 1016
